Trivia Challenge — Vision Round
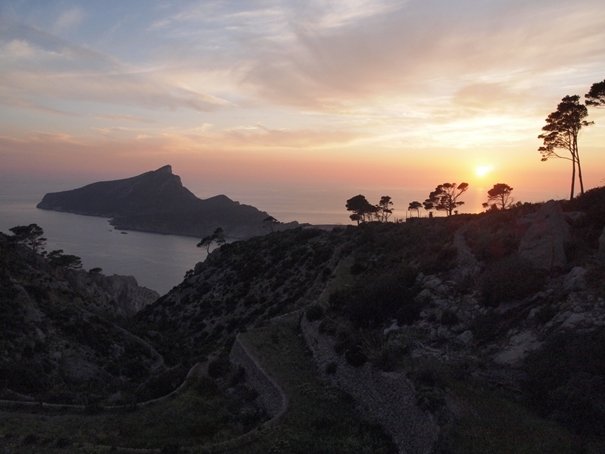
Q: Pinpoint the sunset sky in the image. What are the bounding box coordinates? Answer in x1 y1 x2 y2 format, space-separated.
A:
1 0 604 222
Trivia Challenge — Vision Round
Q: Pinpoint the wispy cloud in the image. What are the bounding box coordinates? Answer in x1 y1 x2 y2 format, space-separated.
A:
241 0 605 110
0 20 230 114
53 7 85 33
1 0 605 196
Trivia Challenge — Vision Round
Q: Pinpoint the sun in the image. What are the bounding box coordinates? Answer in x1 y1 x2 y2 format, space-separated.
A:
475 164 493 178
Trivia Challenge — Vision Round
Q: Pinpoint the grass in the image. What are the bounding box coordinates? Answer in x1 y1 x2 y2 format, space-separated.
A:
0 375 259 453
0 311 394 453
235 312 396 454
442 380 605 454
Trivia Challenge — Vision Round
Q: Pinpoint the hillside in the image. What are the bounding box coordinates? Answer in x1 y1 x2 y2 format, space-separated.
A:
133 187 605 452
0 232 162 404
3 188 605 452
37 165 297 239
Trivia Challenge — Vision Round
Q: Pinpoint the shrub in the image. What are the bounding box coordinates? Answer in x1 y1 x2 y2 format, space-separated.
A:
373 347 401 372
470 309 502 343
350 262 366 275
346 267 419 328
306 304 324 322
318 318 337 335
208 357 231 379
524 330 605 436
328 289 349 311
440 310 459 327
344 345 367 367
480 255 545 306
325 362 338 374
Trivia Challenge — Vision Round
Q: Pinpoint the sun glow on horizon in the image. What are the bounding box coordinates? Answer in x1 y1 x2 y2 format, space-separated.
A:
475 165 494 178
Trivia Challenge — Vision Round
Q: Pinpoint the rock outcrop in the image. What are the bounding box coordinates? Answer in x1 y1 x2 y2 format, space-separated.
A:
518 200 570 270
0 233 165 403
66 271 158 319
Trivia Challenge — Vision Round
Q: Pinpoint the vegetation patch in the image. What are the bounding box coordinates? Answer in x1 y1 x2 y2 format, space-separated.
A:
237 313 397 453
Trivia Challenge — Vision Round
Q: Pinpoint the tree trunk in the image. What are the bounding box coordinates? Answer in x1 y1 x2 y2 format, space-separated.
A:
570 153 576 200
575 136 585 195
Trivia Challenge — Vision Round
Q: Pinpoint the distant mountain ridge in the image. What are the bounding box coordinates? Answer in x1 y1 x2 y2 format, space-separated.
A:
37 165 296 239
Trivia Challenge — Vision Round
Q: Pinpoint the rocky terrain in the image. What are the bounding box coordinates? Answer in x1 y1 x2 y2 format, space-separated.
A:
37 165 298 239
0 232 162 404
133 186 605 452
2 186 605 452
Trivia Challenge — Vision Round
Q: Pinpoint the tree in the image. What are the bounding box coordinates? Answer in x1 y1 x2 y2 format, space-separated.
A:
538 95 592 200
197 227 225 254
263 216 280 232
586 79 605 107
9 224 46 254
346 195 375 224
485 183 514 210
377 196 393 222
47 249 82 269
408 201 422 218
424 183 468 216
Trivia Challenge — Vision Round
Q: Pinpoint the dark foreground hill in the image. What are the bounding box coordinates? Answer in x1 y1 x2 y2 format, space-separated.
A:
4 187 605 452
0 232 162 404
37 165 297 239
134 187 605 452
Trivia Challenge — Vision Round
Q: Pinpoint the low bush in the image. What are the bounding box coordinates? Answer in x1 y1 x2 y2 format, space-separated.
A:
344 345 367 367
306 304 324 322
345 267 419 328
480 255 545 306
208 357 231 379
325 362 338 374
524 330 605 436
440 310 459 327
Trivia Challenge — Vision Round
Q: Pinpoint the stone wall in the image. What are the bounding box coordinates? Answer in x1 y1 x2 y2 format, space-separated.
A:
301 316 439 454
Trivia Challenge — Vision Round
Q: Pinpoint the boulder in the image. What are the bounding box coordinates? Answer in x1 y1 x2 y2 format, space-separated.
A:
518 201 569 270
456 330 474 345
563 266 587 292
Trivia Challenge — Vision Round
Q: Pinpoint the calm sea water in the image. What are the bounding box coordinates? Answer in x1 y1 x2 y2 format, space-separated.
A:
0 194 205 295
0 182 518 295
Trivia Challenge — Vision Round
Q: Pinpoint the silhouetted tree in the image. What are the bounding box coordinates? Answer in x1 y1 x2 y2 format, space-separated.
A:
346 195 374 224
408 201 422 218
197 227 225 254
47 249 82 269
586 79 605 107
422 200 434 217
424 183 468 216
538 95 592 199
377 196 393 222
263 216 280 232
9 224 46 254
485 183 514 210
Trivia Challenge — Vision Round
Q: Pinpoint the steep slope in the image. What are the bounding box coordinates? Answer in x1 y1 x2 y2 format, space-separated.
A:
37 165 295 239
135 227 342 363
37 165 198 217
0 233 163 404
135 191 605 451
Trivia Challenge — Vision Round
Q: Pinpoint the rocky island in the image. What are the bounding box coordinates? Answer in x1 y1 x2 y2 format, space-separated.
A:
37 165 297 239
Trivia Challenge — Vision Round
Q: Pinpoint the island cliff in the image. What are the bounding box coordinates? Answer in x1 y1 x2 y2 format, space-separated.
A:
37 165 296 239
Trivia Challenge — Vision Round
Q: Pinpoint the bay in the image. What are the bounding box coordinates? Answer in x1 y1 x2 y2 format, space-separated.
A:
0 193 205 295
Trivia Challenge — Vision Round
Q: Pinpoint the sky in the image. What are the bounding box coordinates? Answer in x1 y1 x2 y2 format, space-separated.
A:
1 0 604 222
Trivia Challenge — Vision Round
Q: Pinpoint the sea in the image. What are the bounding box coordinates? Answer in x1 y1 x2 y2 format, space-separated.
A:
0 189 354 295
0 193 204 295
0 183 511 295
